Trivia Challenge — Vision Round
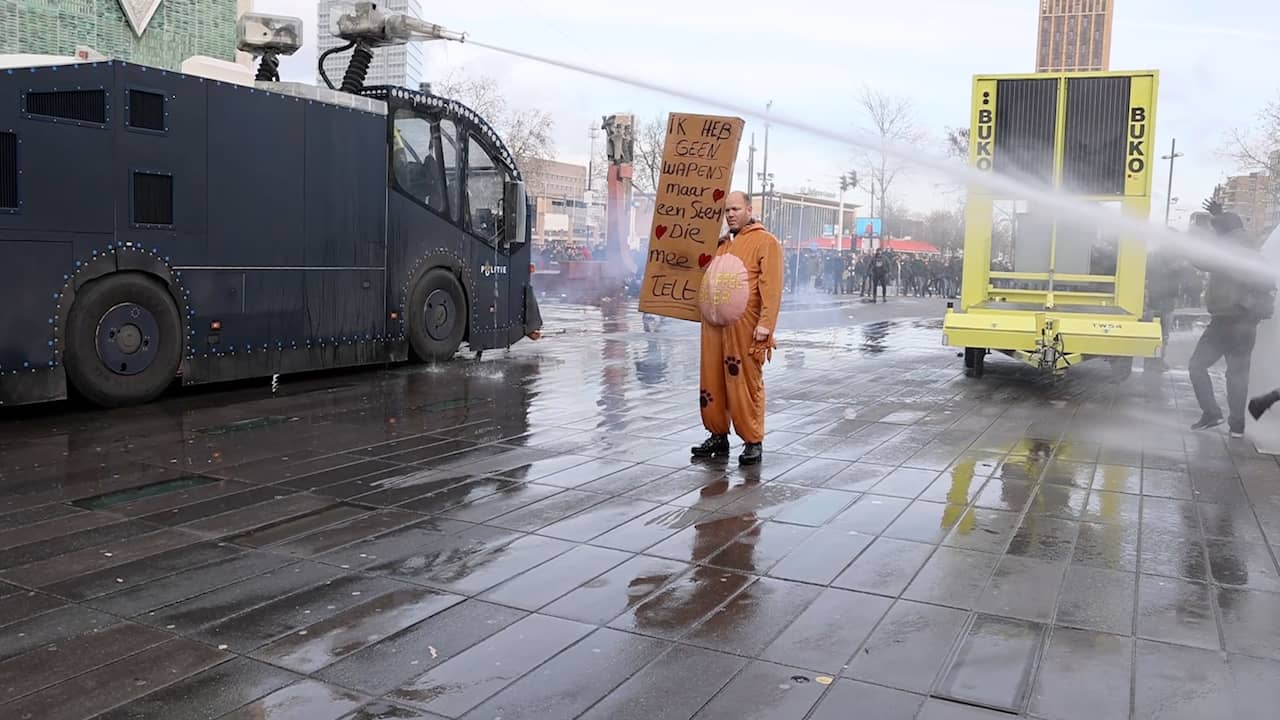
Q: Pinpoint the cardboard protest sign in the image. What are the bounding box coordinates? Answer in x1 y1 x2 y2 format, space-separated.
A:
638 112 745 322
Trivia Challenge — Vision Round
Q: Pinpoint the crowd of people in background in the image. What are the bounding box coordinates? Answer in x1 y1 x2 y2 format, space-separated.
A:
782 248 963 300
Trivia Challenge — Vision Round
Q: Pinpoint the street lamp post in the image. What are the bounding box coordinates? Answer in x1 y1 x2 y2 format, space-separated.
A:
1161 138 1183 227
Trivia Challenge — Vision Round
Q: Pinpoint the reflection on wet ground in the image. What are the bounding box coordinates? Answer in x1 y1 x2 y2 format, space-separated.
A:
0 296 1278 719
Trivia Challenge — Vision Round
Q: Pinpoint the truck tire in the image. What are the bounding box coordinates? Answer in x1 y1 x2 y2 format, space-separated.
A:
1108 356 1133 382
408 268 467 362
64 273 182 407
964 347 986 378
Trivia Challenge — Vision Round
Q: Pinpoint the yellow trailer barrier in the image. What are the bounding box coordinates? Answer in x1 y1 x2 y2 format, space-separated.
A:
943 70 1162 378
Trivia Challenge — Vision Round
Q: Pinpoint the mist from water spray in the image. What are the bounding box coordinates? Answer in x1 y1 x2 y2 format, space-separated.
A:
468 39 1276 285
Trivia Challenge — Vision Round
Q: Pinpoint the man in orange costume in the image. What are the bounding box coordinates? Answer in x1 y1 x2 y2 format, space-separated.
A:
692 191 784 465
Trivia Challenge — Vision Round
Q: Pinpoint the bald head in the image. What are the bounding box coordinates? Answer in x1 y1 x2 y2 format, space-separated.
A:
724 190 753 233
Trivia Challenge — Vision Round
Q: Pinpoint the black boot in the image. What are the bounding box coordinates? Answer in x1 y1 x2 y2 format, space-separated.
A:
739 442 763 465
1249 390 1280 421
691 434 730 458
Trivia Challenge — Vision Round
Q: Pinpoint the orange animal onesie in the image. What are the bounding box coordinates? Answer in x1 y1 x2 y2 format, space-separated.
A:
699 222 784 444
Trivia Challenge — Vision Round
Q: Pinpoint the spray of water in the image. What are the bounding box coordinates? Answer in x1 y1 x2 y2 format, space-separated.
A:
468 39 1276 285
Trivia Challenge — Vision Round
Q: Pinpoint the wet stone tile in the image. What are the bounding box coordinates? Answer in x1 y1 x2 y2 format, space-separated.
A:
1073 519 1140 572
969 477 1034 513
0 589 64 630
142 561 346 634
590 504 716 553
535 457 636 488
3 638 229 720
0 621 171 704
316 600 524 696
1227 653 1280 717
1205 538 1280 592
760 587 892 672
271 509 427 558
918 471 987 506
485 489 608 532
828 494 911 535
252 587 465 674
807 679 924 720
0 519 160 571
87 551 294 617
459 627 668 720
691 660 827 720
1055 564 1136 636
541 554 689 626
535 496 661 542
883 500 971 544
1030 627 1132 720
1217 587 1280 661
480 544 632 611
821 462 894 492
437 481 566 523
1082 488 1141 526
395 477 522 516
1092 463 1143 495
831 537 934 597
389 613 594 716
767 527 874 585
1198 502 1268 544
1137 574 1220 651
1027 484 1089 520
942 507 1021 554
705 520 816 574
1006 515 1079 564
644 513 759 565
936 614 1046 712
39 539 242 601
868 467 941 499
219 679 366 720
403 531 576 596
903 546 1001 610
775 457 852 487
844 599 968 693
0 604 116 662
609 565 753 641
1134 639 1235 720
574 463 675 496
196 573 406 652
683 577 822 656
977 556 1067 623
915 698 1020 719
1139 525 1209 582
577 644 747 720
93 656 300 720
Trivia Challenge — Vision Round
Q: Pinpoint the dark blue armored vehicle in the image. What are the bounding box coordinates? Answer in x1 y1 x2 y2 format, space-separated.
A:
0 9 541 407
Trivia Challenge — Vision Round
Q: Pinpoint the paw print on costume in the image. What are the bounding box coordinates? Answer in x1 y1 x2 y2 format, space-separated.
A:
724 356 741 377
700 390 713 408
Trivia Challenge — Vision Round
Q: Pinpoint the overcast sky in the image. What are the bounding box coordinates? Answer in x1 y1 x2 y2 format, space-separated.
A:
256 0 1279 225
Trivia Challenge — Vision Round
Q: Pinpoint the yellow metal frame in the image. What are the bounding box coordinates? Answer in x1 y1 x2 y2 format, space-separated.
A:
946 69 1164 371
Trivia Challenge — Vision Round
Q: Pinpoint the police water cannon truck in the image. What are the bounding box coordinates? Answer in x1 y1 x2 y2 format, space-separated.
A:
0 3 540 407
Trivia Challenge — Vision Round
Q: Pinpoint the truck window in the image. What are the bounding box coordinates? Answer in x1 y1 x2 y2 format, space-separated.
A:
466 135 507 244
391 110 446 214
439 119 462 221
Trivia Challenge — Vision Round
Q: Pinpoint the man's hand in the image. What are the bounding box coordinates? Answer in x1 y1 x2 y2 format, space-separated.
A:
753 326 771 342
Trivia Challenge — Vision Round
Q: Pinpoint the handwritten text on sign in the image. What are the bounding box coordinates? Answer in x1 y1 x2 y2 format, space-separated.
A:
639 112 744 322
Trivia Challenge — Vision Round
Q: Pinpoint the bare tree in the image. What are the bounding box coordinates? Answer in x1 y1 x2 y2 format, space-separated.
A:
921 207 966 253
632 115 666 195
1223 93 1280 206
432 70 556 189
944 126 971 161
855 86 925 235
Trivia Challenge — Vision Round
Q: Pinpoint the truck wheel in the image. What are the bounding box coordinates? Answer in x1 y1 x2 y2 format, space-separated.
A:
964 347 986 378
1108 356 1133 382
408 269 466 362
65 273 182 407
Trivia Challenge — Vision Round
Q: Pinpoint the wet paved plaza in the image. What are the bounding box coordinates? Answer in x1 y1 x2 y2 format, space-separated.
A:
1 296 1278 720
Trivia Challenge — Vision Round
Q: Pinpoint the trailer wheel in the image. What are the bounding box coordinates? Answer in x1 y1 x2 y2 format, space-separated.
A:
408 269 466 362
64 273 182 407
964 347 986 378
1108 356 1133 382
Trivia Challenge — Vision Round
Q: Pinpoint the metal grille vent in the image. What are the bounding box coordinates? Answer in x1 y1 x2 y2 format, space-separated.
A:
24 89 107 123
1063 77 1131 195
0 133 16 209
133 172 173 225
993 79 1058 185
128 90 165 131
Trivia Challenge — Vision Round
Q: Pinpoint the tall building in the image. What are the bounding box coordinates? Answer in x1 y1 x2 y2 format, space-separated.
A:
317 0 424 89
0 0 240 70
1222 170 1278 239
1035 0 1114 72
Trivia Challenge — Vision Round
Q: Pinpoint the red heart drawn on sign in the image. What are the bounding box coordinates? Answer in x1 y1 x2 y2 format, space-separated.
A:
712 189 725 202
698 253 713 268
655 225 668 239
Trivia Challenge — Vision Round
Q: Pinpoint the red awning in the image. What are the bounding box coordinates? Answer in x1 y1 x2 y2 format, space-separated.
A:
792 237 939 253
882 239 940 254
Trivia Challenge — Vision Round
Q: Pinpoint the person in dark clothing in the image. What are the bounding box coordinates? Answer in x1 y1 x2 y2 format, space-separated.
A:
871 248 889 303
1251 390 1279 420
1144 247 1192 373
1188 212 1277 436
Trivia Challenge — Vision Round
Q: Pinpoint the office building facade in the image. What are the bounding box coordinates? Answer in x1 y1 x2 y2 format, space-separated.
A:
0 0 239 70
317 0 424 89
1036 0 1114 72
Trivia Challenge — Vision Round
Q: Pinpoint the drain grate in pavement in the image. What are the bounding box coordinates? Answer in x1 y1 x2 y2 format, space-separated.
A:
934 614 1046 714
72 475 218 510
